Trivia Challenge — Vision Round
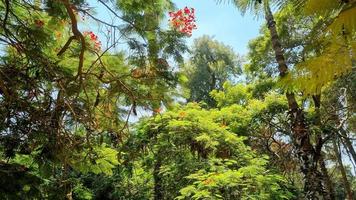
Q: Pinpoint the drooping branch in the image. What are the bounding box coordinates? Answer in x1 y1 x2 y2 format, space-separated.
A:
60 0 85 80
2 0 10 29
57 36 76 56
1 0 25 52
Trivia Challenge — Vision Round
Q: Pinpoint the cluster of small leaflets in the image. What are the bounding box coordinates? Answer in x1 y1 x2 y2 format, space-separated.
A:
83 31 101 51
168 7 197 36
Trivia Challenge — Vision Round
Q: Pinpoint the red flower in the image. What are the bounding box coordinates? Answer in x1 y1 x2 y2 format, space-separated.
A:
168 7 197 36
184 7 190 14
83 31 101 51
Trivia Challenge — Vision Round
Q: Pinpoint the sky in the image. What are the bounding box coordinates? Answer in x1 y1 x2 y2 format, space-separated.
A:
85 0 263 56
172 0 263 55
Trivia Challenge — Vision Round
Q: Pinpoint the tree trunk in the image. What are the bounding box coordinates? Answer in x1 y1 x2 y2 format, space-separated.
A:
332 138 354 200
313 95 335 200
264 4 324 199
339 128 356 164
153 156 163 200
319 155 335 200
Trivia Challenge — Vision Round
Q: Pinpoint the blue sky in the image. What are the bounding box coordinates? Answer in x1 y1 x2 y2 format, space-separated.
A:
85 0 263 56
172 0 263 55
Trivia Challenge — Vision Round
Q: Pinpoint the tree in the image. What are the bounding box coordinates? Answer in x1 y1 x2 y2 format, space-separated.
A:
132 103 293 199
182 36 241 107
230 0 323 197
0 0 187 198
229 0 356 198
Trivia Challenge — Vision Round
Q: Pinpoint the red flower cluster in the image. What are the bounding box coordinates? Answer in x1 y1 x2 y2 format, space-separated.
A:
83 31 101 51
169 7 197 36
34 19 44 28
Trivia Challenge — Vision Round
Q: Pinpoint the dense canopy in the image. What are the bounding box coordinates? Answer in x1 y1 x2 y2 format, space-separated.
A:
0 0 355 199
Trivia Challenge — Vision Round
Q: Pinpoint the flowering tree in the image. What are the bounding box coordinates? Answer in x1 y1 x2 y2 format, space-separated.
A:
0 0 188 198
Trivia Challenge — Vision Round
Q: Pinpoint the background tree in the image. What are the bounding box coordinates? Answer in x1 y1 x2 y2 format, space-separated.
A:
182 35 241 107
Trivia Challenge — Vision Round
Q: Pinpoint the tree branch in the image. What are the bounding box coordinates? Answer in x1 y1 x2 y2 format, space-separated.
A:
57 36 76 56
61 0 85 80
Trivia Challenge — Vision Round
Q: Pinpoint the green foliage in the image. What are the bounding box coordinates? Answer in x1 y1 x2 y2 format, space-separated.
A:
69 145 120 175
177 159 292 200
0 161 43 199
0 0 187 198
244 1 355 95
291 0 356 94
182 35 242 107
73 183 93 200
0 0 354 199
130 103 293 199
